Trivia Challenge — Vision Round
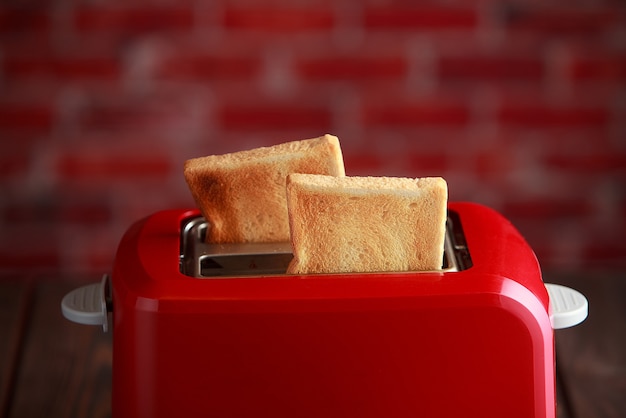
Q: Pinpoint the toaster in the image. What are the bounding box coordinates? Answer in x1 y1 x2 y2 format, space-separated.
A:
62 202 588 418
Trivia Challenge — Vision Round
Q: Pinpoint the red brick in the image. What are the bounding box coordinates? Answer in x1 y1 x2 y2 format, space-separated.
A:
438 55 544 81
544 153 626 174
0 34 53 61
501 198 594 220
5 56 121 80
218 105 333 130
362 99 469 127
222 7 334 31
0 250 60 273
74 7 194 32
83 247 116 274
570 55 626 81
498 104 609 127
56 151 171 181
0 131 43 155
582 239 626 266
408 153 448 174
0 228 60 273
0 152 29 179
504 128 613 150
343 153 385 175
79 101 183 132
296 55 408 81
505 6 618 35
157 53 262 80
364 6 477 30
474 146 516 180
59 204 112 224
0 9 50 33
3 201 112 225
0 105 55 132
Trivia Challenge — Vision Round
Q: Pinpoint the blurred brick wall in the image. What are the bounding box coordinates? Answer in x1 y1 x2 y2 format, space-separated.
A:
1 1 625 276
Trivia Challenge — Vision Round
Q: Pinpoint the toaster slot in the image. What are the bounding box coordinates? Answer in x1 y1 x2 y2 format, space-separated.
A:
446 210 473 270
180 211 472 278
199 252 294 276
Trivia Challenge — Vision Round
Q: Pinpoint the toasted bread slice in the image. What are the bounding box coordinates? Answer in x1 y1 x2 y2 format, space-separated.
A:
184 134 345 244
286 174 448 274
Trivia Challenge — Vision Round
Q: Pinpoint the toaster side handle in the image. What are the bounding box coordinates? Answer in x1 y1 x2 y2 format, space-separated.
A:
61 274 111 332
545 283 588 329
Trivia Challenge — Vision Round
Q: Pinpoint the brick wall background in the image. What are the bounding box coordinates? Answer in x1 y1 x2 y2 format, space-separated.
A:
1 1 625 277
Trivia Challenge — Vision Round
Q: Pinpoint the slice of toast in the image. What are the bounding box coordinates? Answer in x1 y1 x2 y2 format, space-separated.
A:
184 134 345 244
285 174 448 274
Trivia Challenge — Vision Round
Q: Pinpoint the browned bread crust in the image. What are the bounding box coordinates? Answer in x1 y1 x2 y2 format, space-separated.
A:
184 134 345 243
286 174 448 274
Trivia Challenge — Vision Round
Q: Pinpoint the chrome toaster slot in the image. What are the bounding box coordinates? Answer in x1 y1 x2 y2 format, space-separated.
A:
179 211 472 278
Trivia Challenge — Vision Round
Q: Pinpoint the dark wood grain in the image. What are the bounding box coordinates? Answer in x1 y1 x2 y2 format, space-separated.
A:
7 281 112 418
556 366 573 418
0 280 33 418
550 272 626 418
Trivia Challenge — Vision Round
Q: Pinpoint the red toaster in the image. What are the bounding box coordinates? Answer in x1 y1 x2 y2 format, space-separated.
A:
62 202 587 418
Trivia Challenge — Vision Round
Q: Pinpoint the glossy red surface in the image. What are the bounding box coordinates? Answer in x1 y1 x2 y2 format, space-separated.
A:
111 202 554 418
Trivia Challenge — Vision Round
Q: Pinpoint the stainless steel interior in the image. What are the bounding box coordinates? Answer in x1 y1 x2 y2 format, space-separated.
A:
179 211 472 278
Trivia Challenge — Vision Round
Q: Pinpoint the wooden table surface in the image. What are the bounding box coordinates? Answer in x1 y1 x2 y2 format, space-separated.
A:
0 272 624 418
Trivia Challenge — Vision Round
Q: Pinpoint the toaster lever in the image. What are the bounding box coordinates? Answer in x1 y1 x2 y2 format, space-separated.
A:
545 283 588 329
61 274 111 332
